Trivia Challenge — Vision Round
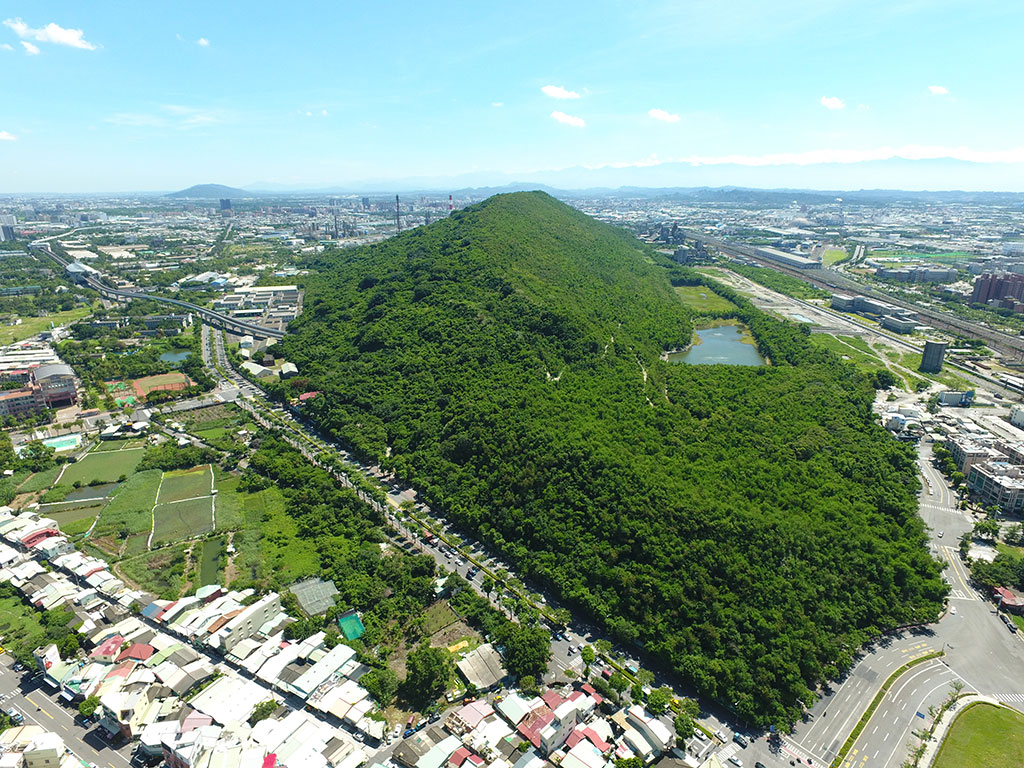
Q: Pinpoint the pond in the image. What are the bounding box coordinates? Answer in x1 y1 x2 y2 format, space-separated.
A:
668 324 765 366
159 350 192 364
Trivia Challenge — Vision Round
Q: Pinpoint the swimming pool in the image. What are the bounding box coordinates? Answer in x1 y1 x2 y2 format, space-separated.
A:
42 434 82 452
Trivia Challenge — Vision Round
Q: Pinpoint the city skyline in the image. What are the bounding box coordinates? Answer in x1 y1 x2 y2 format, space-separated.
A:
2 0 1022 192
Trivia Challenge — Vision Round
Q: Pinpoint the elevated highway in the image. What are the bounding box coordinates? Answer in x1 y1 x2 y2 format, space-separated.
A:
32 242 285 341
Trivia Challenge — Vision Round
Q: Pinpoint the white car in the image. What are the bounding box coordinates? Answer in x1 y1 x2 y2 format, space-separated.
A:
727 757 742 767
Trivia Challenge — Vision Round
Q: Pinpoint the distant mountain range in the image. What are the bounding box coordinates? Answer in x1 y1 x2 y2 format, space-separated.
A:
166 157 1024 203
165 183 254 199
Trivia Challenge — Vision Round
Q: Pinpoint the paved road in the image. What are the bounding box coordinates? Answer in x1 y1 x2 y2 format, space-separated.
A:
734 443 1024 768
204 324 1024 768
0 654 134 768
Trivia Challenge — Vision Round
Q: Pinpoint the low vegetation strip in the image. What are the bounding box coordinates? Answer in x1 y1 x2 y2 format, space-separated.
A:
932 702 1024 768
829 652 944 768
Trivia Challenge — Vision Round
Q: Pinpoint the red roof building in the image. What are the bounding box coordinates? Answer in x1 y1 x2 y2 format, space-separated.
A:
116 643 155 663
995 585 1024 613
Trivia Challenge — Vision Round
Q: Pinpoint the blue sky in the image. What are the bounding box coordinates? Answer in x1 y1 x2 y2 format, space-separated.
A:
1 1 1021 192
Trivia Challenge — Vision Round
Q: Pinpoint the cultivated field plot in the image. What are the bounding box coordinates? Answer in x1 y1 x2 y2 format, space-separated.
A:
58 448 145 487
158 465 213 504
152 496 214 544
132 372 191 399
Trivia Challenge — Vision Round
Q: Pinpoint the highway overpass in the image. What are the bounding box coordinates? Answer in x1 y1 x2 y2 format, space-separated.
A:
32 243 285 341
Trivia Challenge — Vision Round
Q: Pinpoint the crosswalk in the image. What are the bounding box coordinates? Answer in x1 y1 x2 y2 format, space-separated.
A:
947 589 978 601
919 501 962 515
994 693 1024 704
716 743 739 763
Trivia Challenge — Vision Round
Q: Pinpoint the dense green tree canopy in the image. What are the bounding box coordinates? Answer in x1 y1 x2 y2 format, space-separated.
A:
278 191 946 724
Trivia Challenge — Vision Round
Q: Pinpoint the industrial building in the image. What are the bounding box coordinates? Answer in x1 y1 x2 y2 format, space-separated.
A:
754 246 821 270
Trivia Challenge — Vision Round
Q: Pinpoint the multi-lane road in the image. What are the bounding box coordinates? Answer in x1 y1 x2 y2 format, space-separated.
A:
0 654 134 768
200 322 1024 768
733 443 1024 768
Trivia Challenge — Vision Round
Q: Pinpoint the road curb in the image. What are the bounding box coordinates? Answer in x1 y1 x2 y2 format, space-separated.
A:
829 652 944 768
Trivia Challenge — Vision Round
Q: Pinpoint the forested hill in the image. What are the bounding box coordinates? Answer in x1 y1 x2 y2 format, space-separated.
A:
277 191 946 725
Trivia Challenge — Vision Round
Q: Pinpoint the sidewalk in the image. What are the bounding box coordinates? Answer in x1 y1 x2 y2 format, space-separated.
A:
919 693 997 767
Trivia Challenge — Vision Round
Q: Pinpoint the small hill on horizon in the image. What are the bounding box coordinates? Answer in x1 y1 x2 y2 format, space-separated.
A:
165 183 253 199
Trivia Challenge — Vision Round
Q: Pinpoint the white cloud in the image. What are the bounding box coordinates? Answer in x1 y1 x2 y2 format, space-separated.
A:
820 96 845 110
0 131 17 141
3 18 97 50
541 85 580 100
648 108 680 123
551 110 585 127
321 109 328 117
21 41 39 55
928 85 949 95
305 111 313 117
0 43 12 51
491 102 504 107
107 104 228 130
196 37 210 47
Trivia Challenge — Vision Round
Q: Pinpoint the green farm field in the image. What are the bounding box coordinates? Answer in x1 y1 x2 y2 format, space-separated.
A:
158 465 213 504
152 496 214 545
57 448 145 487
90 469 162 550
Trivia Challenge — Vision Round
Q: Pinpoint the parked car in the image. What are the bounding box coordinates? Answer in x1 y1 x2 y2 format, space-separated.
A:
733 733 748 748
5 708 22 724
727 757 742 767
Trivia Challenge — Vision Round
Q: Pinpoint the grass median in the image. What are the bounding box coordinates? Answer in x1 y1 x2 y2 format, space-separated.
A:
830 651 944 768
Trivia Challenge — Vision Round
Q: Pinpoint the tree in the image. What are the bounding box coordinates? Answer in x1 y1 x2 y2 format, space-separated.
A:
974 519 1000 541
581 645 596 667
636 668 655 688
647 686 673 715
404 642 452 708
79 695 101 718
608 672 629 693
248 700 278 726
615 758 643 768
674 712 695 741
482 576 495 595
594 639 612 655
361 668 399 708
678 697 700 718
519 675 539 696
1004 524 1024 546
498 624 551 679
